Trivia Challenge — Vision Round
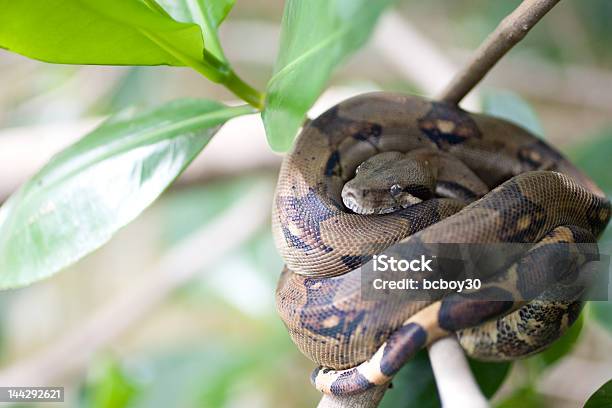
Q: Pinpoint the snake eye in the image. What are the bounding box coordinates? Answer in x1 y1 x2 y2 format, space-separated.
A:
390 184 403 197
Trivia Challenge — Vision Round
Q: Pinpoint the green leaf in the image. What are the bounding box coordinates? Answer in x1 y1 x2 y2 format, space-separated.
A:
482 89 544 137
156 0 236 63
0 0 225 81
262 0 395 151
82 356 139 408
0 100 253 289
379 350 439 408
584 379 612 408
468 359 511 398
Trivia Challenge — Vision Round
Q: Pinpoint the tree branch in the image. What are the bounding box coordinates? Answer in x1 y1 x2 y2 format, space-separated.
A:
439 0 561 105
428 337 489 408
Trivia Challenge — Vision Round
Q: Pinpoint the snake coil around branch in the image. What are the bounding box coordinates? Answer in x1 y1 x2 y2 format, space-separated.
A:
272 92 610 396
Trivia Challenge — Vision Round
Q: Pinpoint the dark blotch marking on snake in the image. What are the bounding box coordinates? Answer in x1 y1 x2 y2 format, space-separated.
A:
278 188 335 253
309 105 341 140
513 227 596 300
517 140 565 170
418 102 482 149
515 243 572 299
329 368 375 395
325 150 342 177
310 105 382 149
341 255 372 270
480 180 547 242
400 184 434 200
439 287 515 331
353 123 383 150
300 277 367 340
435 180 478 201
379 322 427 377
585 199 611 236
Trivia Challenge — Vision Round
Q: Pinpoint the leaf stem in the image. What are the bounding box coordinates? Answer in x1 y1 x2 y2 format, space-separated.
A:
139 30 265 109
223 70 265 110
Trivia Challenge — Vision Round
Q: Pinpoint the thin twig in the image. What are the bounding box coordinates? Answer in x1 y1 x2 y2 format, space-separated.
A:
218 21 612 111
439 0 561 105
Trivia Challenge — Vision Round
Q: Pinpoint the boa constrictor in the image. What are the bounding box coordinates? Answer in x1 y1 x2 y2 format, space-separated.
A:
272 92 610 395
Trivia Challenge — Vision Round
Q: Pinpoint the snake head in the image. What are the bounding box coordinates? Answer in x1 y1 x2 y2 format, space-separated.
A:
342 151 435 215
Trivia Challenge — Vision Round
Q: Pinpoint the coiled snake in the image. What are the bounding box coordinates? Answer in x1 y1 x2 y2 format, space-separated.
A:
272 93 610 395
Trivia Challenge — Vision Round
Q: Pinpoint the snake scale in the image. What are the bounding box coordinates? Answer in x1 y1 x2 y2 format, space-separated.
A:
272 92 610 395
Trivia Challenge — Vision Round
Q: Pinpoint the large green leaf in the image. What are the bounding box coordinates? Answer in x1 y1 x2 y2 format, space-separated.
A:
262 0 395 151
584 379 612 408
0 100 253 289
0 0 223 81
156 0 235 63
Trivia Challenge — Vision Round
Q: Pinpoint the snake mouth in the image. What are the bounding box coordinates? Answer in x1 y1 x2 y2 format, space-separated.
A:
343 191 422 215
342 192 377 214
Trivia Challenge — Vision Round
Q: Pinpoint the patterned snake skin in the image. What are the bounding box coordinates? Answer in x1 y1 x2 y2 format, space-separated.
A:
272 93 610 395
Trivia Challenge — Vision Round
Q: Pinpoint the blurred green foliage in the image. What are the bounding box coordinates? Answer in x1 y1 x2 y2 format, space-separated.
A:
80 356 139 408
590 302 612 334
482 89 543 137
0 0 610 407
159 177 258 247
496 386 545 408
405 0 612 66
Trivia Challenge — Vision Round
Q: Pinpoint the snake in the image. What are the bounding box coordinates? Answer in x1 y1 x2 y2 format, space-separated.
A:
272 92 610 396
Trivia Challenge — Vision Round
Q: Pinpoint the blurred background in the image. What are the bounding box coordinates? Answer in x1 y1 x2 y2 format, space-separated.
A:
0 0 610 407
